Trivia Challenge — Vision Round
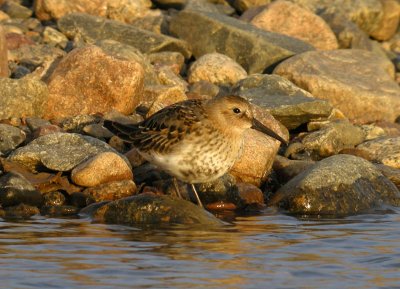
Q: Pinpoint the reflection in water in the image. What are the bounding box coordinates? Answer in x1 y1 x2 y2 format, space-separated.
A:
1 208 400 289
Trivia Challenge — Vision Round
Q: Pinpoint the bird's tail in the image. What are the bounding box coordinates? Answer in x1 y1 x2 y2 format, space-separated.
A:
103 120 139 143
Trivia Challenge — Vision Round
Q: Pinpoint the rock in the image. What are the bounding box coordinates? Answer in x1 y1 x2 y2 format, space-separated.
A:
194 174 237 204
96 39 159 86
58 13 191 58
0 10 10 21
0 26 8 77
125 148 146 168
0 77 48 119
355 137 400 169
34 0 152 23
154 66 188 92
274 49 400 124
25 117 51 131
8 132 127 173
82 180 137 204
360 124 386 141
301 121 366 158
232 74 333 129
0 172 43 207
56 114 101 133
148 51 185 75
82 194 223 226
231 0 272 13
43 45 144 119
1 1 32 19
273 155 315 183
42 26 68 48
291 0 383 36
6 32 35 50
185 0 231 14
131 9 167 34
268 154 400 215
188 80 220 99
188 53 247 85
375 164 400 190
169 9 314 74
42 191 66 206
3 204 40 219
0 124 26 156
370 0 400 41
248 1 338 50
235 182 265 209
32 124 63 139
82 123 114 139
152 0 186 9
71 152 133 187
41 205 78 217
229 108 286 186
144 85 188 117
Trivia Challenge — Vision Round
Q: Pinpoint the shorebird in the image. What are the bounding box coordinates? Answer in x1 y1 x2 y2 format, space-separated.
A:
104 95 286 207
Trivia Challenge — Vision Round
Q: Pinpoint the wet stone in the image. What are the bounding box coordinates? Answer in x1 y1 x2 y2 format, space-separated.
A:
355 137 400 169
40 205 78 217
42 191 66 207
232 74 333 130
8 132 128 173
273 155 315 184
375 164 400 190
0 172 43 207
82 194 223 226
3 204 40 220
0 124 26 156
81 180 137 205
268 154 400 216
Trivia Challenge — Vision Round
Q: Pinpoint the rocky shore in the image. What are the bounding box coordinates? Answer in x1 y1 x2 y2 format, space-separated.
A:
0 0 399 225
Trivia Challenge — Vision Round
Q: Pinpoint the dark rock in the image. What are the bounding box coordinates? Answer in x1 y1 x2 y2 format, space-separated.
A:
185 0 234 14
0 77 48 119
1 1 32 19
8 132 128 173
273 155 315 184
25 117 52 132
0 124 26 156
3 204 40 219
58 12 191 58
152 0 186 10
274 49 400 124
169 9 314 74
82 194 223 226
42 191 66 206
232 74 333 129
40 205 78 217
0 172 43 207
268 154 400 215
231 0 272 13
355 137 400 169
375 164 400 190
10 64 30 78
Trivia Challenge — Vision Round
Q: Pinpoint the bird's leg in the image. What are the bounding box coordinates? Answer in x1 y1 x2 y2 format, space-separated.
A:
190 184 204 208
172 177 183 199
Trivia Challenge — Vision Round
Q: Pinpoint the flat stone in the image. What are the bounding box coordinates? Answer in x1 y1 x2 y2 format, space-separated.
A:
58 12 191 58
232 74 333 129
0 124 26 156
1 1 32 19
71 152 133 187
3 204 40 219
0 26 8 77
356 137 400 169
274 49 400 123
0 77 48 119
43 45 144 119
188 53 247 85
82 194 223 226
268 154 400 215
8 132 128 173
0 172 43 207
42 26 68 48
82 180 137 204
273 155 315 183
249 1 338 50
169 9 314 74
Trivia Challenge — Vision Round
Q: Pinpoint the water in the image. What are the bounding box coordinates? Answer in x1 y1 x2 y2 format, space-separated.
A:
1 208 400 289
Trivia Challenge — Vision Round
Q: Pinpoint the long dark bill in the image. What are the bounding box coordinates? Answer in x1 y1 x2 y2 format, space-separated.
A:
251 118 287 145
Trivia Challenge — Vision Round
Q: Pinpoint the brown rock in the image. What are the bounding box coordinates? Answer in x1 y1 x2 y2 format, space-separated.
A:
71 152 133 187
44 46 144 119
274 49 400 124
0 11 10 21
0 26 7 77
249 1 338 50
355 137 400 169
148 51 185 75
232 0 272 12
5 32 35 50
125 148 146 168
82 180 137 203
370 0 400 41
236 182 265 207
32 124 63 139
229 108 287 186
144 85 188 117
188 53 248 85
273 155 315 183
34 0 152 22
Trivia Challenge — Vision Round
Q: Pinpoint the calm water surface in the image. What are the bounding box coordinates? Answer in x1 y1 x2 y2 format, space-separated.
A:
1 208 400 289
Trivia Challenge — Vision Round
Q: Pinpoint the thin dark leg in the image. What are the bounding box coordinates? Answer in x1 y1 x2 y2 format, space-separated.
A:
190 184 204 208
172 178 183 199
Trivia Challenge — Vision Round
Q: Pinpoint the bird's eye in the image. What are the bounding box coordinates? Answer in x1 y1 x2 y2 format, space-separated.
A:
233 108 241 114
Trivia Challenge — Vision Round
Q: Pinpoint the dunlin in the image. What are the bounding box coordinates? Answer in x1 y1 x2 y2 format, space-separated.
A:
104 95 286 207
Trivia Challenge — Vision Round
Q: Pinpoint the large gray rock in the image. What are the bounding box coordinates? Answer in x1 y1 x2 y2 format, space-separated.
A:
268 154 400 215
274 49 400 123
169 9 314 74
58 13 191 58
82 194 223 226
232 74 333 129
0 77 48 119
0 124 26 156
8 132 128 173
